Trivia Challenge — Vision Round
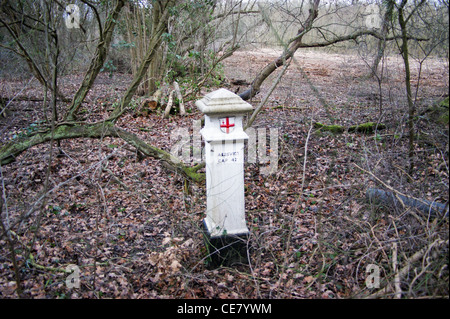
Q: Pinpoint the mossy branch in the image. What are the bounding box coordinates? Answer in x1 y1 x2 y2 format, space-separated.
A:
0 121 205 183
313 121 386 134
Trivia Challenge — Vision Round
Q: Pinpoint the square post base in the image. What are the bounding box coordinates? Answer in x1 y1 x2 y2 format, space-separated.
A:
202 221 249 269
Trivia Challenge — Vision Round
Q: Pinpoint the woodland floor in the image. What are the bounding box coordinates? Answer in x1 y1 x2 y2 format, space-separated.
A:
0 48 448 299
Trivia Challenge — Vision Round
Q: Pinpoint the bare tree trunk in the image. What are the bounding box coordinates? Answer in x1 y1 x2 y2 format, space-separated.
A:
397 0 425 175
125 4 138 77
65 0 125 121
148 2 161 95
371 2 393 77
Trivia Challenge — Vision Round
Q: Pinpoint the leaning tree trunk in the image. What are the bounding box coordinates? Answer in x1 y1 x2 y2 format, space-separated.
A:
239 0 320 101
147 1 162 96
398 0 424 175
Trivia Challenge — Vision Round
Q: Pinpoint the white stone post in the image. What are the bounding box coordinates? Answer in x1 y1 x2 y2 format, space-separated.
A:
196 88 253 267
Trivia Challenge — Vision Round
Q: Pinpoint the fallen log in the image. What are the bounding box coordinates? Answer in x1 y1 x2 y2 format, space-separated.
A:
313 122 344 133
313 121 386 134
366 188 448 218
348 122 386 133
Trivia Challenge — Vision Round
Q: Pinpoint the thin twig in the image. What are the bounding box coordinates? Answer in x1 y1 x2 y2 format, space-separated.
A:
392 242 402 299
367 239 448 298
244 58 292 130
276 120 314 293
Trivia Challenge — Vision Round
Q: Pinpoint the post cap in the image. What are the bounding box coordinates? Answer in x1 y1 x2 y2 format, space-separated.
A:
196 88 253 115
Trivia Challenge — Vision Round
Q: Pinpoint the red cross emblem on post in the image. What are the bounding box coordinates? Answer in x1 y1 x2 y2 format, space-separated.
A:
219 117 235 133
